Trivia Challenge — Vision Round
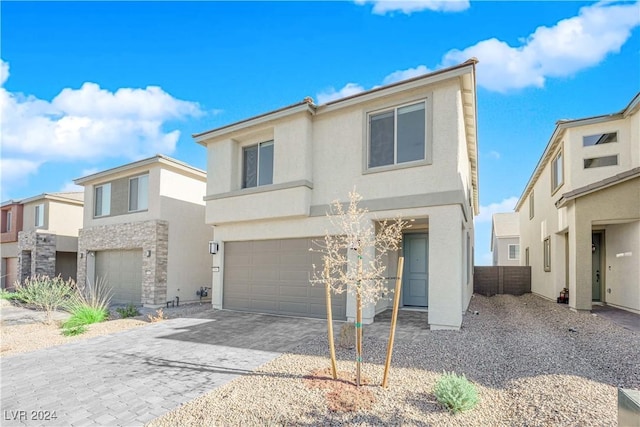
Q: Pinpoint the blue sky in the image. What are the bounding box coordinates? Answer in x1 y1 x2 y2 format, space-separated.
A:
1 0 639 265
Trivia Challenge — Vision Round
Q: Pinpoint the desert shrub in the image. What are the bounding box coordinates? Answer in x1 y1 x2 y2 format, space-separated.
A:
61 277 112 336
116 303 140 318
433 371 479 414
0 289 21 301
14 275 75 324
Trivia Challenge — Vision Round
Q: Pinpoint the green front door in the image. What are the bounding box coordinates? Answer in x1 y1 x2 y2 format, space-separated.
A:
402 233 428 307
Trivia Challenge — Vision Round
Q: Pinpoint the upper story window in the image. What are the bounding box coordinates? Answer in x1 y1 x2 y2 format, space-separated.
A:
508 244 520 260
94 183 111 217
551 150 563 192
129 174 149 212
583 132 617 146
529 190 535 220
1 210 11 232
35 203 45 228
584 155 618 169
243 141 274 188
368 101 426 168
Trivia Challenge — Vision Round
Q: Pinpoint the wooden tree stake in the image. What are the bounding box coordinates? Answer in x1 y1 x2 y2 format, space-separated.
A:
382 256 405 388
324 263 338 379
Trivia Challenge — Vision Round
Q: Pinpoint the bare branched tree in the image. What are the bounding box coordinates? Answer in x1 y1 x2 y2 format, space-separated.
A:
310 189 409 386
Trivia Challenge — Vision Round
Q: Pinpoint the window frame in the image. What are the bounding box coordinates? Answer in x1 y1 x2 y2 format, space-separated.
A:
529 190 535 220
94 183 111 218
4 210 11 232
35 203 45 228
583 155 618 169
242 140 274 189
582 131 617 147
551 149 563 194
128 174 149 213
525 247 530 267
543 236 551 272
508 244 520 260
364 97 432 173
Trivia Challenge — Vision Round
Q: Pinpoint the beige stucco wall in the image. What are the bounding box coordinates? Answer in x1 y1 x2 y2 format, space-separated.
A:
47 201 83 237
22 200 47 232
493 237 519 266
160 195 212 304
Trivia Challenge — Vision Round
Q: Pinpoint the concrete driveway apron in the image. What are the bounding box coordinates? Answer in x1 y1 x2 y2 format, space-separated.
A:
1 310 329 427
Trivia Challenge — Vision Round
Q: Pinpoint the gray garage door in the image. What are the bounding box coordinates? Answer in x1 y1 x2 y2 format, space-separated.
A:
224 238 346 320
95 249 143 305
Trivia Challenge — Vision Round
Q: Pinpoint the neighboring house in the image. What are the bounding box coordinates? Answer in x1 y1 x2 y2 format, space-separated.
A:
1 192 84 289
491 212 520 266
515 93 639 314
74 155 212 307
194 59 479 330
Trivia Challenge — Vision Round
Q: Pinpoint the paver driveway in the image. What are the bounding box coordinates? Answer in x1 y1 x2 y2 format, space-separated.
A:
1 310 332 427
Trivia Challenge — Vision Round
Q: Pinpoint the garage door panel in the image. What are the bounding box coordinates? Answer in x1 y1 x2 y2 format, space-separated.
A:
96 250 142 305
224 238 347 320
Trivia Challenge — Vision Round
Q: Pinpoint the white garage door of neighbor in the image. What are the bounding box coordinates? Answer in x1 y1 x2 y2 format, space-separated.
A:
95 249 143 305
224 238 347 320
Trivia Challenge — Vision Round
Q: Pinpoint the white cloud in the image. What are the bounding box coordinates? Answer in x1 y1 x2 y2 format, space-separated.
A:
59 168 100 193
0 60 205 191
356 0 470 15
0 59 9 87
487 150 501 160
475 196 518 223
316 83 366 104
382 65 432 85
441 1 640 92
0 158 41 188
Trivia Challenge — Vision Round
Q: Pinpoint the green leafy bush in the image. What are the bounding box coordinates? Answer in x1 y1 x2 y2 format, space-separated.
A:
433 372 479 414
116 303 140 318
14 275 75 324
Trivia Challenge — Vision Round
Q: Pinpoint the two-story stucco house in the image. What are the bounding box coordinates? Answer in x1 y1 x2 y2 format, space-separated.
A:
491 212 520 266
515 93 639 314
1 192 84 289
195 59 479 330
74 155 212 307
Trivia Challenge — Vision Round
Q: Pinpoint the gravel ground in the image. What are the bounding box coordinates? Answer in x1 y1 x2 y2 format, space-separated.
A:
0 300 213 357
149 294 639 427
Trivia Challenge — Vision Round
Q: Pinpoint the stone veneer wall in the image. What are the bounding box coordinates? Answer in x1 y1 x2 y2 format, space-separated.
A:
77 220 169 306
17 230 57 283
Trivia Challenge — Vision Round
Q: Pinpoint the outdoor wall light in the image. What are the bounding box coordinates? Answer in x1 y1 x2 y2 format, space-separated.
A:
209 241 219 255
80 252 84 259
146 250 152 257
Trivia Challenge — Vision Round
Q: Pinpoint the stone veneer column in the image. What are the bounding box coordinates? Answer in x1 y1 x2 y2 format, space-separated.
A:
17 230 56 283
77 220 169 307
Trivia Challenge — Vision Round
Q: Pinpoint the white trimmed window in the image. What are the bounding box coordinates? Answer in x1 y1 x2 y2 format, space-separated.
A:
368 101 426 168
129 174 149 212
243 141 274 188
94 183 111 217
35 203 44 227
508 244 520 260
4 210 11 232
552 150 563 192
